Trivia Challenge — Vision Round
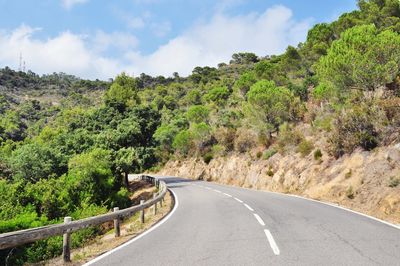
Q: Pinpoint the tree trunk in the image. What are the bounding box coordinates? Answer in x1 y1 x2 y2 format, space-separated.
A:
123 172 129 188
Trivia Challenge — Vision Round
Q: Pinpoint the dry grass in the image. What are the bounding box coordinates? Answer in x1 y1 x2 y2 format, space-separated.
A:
39 183 174 266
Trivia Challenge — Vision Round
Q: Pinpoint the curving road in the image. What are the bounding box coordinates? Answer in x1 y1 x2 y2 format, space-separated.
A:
86 176 400 266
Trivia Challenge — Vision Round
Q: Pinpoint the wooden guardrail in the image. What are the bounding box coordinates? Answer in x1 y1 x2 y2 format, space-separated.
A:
0 175 167 262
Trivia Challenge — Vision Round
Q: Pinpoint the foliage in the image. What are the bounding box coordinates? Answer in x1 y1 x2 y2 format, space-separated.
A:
388 176 400 188
2 1 400 263
328 103 386 157
297 140 315 157
263 148 277 160
104 73 140 111
316 24 400 91
313 149 323 160
246 80 301 135
186 105 209 123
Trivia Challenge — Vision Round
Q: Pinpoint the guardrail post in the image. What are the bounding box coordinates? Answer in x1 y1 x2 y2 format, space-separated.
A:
63 217 72 262
140 200 145 223
153 194 157 215
113 207 120 237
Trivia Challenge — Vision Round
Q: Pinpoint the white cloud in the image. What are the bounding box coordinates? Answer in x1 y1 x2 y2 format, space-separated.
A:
129 5 312 76
0 25 125 79
0 5 312 79
62 0 89 10
92 31 138 52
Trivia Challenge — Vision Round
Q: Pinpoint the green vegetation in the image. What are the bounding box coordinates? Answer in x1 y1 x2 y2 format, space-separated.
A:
1 0 400 264
388 176 400 188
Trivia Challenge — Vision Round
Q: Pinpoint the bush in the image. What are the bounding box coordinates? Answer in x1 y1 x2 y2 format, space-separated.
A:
172 130 192 155
202 153 213 164
313 149 323 160
234 129 257 153
276 123 304 153
263 148 277 160
213 127 236 152
256 151 263 159
389 177 400 188
211 144 226 157
328 104 386 157
346 186 354 199
297 140 314 157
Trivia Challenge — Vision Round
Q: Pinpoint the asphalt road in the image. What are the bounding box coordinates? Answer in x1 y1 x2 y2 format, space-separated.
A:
87 176 400 266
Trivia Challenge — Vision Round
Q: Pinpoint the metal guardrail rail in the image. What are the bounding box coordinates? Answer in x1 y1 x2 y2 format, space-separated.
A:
0 175 167 262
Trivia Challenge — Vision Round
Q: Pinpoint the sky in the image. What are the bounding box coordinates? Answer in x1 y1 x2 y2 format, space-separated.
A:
0 0 357 80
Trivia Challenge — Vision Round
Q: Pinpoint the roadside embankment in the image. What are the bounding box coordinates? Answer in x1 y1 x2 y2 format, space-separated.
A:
159 145 400 224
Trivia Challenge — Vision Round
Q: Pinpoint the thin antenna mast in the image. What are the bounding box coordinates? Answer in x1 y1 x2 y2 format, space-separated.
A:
19 52 22 71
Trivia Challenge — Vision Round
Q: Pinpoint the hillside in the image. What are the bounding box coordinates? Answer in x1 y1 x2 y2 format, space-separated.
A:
1 0 400 264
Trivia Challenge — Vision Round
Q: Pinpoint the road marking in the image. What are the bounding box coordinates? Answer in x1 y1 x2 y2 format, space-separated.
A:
84 188 179 265
214 189 221 193
205 187 211 190
234 197 243 203
223 193 232 197
264 229 280 255
244 203 254 212
253 213 265 226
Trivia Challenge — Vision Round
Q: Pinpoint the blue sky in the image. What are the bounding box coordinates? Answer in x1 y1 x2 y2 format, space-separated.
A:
0 0 357 79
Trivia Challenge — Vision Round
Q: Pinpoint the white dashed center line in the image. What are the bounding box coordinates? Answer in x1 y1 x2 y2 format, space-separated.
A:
223 193 232 197
264 229 280 255
214 189 221 193
253 213 266 226
234 197 243 203
244 203 254 212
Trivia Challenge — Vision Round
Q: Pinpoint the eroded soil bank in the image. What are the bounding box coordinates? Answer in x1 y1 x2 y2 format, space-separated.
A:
159 145 400 224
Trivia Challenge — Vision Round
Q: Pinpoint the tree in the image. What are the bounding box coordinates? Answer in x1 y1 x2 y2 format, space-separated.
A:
104 73 140 112
67 148 115 205
235 72 257 97
203 86 230 104
316 24 400 92
246 80 300 136
186 105 209 123
172 130 192 155
115 148 139 188
9 143 64 183
230 52 259 64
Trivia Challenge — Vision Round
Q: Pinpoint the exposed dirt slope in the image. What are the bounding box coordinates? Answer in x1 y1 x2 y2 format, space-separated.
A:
159 144 400 224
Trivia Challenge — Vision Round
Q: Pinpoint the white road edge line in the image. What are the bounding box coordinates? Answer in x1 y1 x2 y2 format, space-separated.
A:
264 229 280 255
244 203 254 212
207 180 400 230
234 197 243 203
253 213 265 226
83 189 179 266
223 193 232 197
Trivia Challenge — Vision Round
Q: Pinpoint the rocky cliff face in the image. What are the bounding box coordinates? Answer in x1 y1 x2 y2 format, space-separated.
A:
159 144 400 224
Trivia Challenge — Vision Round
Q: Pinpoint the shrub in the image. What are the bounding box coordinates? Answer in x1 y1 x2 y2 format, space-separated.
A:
263 148 277 160
297 140 314 157
202 153 213 164
276 123 304 153
389 177 400 188
313 149 323 160
211 144 226 157
328 104 386 158
213 127 236 152
346 186 354 199
267 166 274 177
234 128 257 153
